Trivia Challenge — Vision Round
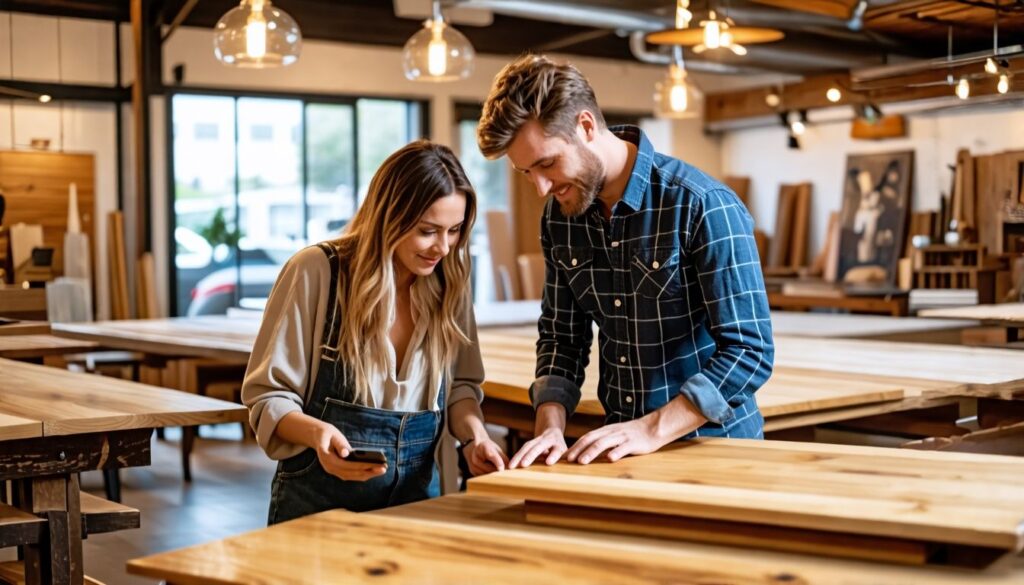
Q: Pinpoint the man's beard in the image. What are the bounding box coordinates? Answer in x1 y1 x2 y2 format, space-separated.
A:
555 145 605 218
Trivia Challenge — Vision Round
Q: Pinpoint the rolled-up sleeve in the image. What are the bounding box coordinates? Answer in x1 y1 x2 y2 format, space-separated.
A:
241 246 329 460
682 188 775 424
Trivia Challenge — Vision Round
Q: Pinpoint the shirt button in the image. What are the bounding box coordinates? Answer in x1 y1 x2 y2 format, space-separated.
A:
614 299 622 307
619 356 626 363
611 241 620 248
625 396 633 403
571 258 578 266
652 261 660 269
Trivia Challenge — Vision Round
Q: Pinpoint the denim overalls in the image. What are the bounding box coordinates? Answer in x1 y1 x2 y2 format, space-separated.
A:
267 243 444 525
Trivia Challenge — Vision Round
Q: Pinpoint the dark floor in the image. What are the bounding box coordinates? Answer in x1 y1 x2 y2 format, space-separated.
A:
2 426 277 585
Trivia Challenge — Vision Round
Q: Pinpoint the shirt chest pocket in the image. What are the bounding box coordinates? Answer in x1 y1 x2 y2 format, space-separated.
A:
553 246 599 312
631 247 683 299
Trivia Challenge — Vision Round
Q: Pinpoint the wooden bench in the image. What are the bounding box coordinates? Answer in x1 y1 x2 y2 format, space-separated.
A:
0 503 44 548
0 492 139 550
0 560 105 585
79 492 140 537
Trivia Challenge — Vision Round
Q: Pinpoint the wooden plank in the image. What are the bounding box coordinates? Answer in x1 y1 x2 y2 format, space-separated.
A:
107 211 130 320
468 440 1024 551
903 420 1024 456
0 503 44 548
958 149 976 231
0 289 47 320
128 491 1024 585
0 335 99 360
79 492 140 536
135 252 159 320
0 429 152 481
770 184 797 268
790 183 812 268
0 413 42 441
525 500 932 565
0 358 246 436
921 303 1024 328
724 176 751 209
0 321 50 336
53 317 258 362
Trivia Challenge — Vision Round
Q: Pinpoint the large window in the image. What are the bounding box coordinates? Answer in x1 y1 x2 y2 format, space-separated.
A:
456 104 509 304
170 92 426 316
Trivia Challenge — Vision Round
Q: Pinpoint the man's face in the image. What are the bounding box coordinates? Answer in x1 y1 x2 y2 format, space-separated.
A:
507 119 605 217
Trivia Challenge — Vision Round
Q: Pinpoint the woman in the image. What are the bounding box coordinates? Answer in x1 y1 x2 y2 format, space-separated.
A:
243 140 508 524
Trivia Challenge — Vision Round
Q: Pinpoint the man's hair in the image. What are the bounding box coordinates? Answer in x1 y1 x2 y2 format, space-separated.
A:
477 54 605 159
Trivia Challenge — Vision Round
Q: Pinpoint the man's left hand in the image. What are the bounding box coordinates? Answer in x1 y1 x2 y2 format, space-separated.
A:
565 418 671 465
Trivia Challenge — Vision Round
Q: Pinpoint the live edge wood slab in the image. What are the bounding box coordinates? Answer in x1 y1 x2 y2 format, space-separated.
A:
468 438 1024 568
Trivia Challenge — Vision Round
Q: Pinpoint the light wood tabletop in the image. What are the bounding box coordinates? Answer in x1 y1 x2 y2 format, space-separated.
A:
469 439 1024 556
127 490 1024 584
0 333 100 359
920 303 1024 325
0 357 248 585
53 317 258 361
54 318 1024 429
0 357 248 435
0 320 51 336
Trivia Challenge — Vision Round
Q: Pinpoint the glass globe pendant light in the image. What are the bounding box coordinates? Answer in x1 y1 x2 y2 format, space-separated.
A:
214 0 302 68
654 46 699 119
402 0 475 82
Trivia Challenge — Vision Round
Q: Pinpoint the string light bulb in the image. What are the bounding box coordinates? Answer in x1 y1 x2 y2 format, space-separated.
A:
826 87 841 103
955 77 970 100
998 73 1010 94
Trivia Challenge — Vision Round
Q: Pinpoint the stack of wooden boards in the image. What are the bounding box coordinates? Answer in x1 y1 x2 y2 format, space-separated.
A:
468 439 1024 568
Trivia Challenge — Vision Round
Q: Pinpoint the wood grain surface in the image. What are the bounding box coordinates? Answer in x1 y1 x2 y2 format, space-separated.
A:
921 303 1024 328
468 439 1024 551
0 357 246 436
128 492 1024 585
0 334 99 359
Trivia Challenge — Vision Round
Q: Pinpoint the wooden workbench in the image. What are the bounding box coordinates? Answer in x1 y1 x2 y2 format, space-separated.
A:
0 357 246 584
921 303 1024 342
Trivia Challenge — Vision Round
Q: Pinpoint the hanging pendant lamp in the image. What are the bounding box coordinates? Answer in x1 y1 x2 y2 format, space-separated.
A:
214 0 302 68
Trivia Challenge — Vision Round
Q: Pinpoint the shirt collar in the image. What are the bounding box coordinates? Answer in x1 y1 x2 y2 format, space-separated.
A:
609 125 654 212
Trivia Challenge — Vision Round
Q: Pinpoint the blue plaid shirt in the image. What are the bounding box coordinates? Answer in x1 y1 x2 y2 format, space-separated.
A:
530 126 774 438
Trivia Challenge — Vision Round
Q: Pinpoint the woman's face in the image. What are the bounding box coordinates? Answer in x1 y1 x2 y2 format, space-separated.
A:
394 191 467 279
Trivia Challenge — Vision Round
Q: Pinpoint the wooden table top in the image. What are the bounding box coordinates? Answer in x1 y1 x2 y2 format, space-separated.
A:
769 312 976 339
54 318 1024 423
478 328 976 420
0 358 247 437
0 320 51 336
0 334 99 359
53 317 258 362
127 492 1024 584
469 438 1024 551
920 303 1024 327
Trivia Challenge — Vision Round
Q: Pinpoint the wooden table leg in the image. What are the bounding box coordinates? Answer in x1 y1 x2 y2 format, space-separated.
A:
18 474 84 585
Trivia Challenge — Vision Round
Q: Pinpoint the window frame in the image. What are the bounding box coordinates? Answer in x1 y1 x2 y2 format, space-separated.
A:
165 87 430 315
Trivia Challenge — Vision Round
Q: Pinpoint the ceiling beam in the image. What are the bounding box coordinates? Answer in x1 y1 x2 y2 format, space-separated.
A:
746 0 859 20
1 0 129 21
704 56 1024 124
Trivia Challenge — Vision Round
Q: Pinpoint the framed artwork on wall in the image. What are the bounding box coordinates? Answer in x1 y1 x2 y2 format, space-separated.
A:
837 150 914 287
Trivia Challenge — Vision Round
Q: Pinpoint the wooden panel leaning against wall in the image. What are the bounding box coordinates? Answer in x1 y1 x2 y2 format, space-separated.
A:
0 151 96 289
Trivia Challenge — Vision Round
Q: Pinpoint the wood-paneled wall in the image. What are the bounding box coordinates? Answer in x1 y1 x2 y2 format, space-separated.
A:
0 150 96 281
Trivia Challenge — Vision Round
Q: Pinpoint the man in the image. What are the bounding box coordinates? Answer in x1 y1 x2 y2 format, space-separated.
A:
477 55 774 468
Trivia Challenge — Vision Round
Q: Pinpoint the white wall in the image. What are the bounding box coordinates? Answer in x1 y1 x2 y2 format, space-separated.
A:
0 12 119 319
722 105 1024 258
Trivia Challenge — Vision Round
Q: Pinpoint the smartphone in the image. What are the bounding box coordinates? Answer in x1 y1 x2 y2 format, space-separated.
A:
345 448 387 465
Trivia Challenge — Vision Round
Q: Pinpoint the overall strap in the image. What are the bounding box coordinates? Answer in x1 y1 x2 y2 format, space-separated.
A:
316 242 343 362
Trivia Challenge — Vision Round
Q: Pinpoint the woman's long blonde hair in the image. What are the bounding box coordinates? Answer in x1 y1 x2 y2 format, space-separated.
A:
330 140 476 403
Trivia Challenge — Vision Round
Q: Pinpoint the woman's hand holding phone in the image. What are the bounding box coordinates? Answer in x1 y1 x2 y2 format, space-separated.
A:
313 423 388 482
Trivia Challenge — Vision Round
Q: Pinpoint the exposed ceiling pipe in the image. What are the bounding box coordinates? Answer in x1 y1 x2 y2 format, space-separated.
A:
456 0 894 72
853 44 1024 83
454 0 668 32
